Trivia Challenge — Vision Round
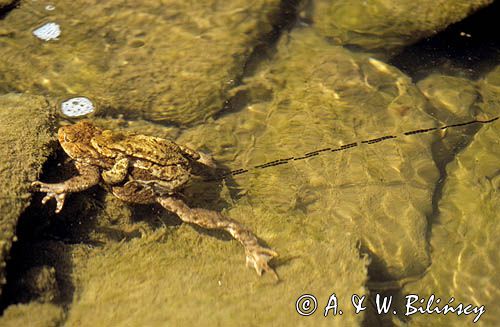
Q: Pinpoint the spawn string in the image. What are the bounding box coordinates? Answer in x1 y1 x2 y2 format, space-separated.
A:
204 116 499 182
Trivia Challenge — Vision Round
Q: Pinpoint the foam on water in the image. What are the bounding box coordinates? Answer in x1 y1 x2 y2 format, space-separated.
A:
61 97 95 117
32 22 61 41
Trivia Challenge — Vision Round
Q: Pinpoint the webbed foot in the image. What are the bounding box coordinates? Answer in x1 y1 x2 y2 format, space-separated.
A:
31 181 68 213
246 246 279 280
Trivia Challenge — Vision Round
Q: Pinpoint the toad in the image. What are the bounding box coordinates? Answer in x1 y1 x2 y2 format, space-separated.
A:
32 121 277 278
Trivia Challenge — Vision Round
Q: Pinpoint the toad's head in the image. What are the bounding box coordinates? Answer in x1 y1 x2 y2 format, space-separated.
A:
58 121 102 159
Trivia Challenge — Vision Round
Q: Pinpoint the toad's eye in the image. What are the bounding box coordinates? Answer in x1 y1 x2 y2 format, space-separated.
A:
63 133 76 143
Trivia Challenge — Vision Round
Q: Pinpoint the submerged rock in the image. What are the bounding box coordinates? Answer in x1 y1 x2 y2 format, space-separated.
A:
0 0 282 125
0 94 55 297
415 69 499 165
478 65 500 117
181 28 440 283
398 65 500 325
64 223 368 326
401 118 499 326
0 302 64 327
16 266 60 303
417 74 478 120
0 0 15 10
310 0 493 51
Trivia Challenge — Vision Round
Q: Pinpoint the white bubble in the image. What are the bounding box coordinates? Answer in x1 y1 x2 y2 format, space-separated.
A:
45 4 56 11
32 22 61 41
61 97 95 117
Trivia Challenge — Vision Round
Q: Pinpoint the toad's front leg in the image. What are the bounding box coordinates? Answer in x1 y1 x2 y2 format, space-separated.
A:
157 197 278 279
32 162 100 213
101 154 129 185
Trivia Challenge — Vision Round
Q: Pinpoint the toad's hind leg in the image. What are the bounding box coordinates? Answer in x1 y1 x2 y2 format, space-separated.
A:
179 144 216 169
102 154 129 185
157 197 278 279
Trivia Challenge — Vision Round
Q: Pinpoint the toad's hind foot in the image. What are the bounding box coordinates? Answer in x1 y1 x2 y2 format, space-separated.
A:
246 246 279 280
31 181 68 213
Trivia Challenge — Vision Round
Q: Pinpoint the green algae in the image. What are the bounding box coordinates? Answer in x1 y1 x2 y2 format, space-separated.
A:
64 211 368 326
15 266 59 303
0 93 55 297
310 0 493 51
0 302 63 327
0 0 282 125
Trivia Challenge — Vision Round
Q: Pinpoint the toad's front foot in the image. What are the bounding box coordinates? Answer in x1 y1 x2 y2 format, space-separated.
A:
31 181 68 213
246 245 279 280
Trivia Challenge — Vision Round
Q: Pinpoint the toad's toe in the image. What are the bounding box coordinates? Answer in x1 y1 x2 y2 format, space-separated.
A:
245 246 278 280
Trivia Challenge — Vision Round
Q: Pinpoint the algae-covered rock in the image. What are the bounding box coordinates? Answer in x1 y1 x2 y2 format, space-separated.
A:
0 302 63 327
180 28 440 282
417 68 500 122
0 0 14 10
417 74 478 120
400 119 499 326
416 70 499 164
65 218 368 326
310 0 493 51
0 94 55 297
478 65 500 117
15 265 59 303
0 0 282 125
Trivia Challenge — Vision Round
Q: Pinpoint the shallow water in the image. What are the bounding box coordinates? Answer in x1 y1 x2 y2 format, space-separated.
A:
0 1 498 326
